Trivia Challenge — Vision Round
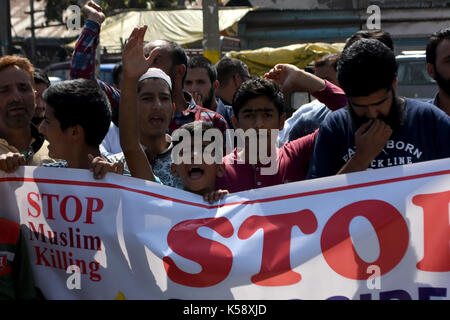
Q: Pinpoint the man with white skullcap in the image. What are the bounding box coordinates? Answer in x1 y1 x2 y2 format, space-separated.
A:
117 37 184 187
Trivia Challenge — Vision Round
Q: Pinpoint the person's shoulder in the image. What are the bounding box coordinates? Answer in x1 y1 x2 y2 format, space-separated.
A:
0 218 20 231
405 98 449 120
0 218 20 243
196 104 224 117
287 99 321 122
195 105 228 128
217 97 232 108
319 106 351 127
282 130 318 157
295 101 331 124
405 98 437 109
300 98 327 112
221 103 234 113
328 105 350 117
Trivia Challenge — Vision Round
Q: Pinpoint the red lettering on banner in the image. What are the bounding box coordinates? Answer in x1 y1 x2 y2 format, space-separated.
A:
28 221 45 242
33 245 102 282
42 194 59 220
60 196 82 223
413 191 450 271
321 200 409 279
85 197 104 224
163 217 234 287
27 192 41 217
26 193 104 224
238 210 318 286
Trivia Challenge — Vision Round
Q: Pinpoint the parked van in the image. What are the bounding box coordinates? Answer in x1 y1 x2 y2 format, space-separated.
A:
44 61 118 87
396 51 438 100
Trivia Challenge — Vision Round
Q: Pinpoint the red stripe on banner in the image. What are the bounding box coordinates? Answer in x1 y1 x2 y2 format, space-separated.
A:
1 169 449 209
0 177 212 209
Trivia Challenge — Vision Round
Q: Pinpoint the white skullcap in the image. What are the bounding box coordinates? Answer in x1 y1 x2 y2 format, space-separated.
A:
138 68 172 90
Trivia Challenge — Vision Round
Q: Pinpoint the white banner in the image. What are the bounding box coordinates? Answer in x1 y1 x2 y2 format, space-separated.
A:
1 158 449 300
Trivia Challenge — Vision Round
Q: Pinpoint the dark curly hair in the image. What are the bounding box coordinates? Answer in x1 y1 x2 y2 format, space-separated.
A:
426 27 450 66
337 38 397 97
232 78 285 119
42 79 111 147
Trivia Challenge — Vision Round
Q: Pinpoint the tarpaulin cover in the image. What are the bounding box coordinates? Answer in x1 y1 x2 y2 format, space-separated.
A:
68 8 252 48
226 42 345 76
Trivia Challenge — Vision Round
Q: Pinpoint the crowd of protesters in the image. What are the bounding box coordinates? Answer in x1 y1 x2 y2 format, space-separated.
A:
0 0 449 300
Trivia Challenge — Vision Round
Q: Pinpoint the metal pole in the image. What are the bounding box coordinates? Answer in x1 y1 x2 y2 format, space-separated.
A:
0 0 13 56
202 0 221 64
29 0 36 64
177 0 185 8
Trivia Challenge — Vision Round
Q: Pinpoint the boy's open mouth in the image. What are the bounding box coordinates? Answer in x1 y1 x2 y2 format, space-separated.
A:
149 116 164 125
188 166 204 179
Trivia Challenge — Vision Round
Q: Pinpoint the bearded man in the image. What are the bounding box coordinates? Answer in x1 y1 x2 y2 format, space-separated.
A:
426 27 450 116
307 39 450 179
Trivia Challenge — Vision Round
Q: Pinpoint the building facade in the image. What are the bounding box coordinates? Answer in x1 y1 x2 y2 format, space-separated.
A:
237 0 450 53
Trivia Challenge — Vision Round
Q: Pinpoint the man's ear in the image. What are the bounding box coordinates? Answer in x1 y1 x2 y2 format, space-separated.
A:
216 163 225 178
426 63 436 80
70 124 85 143
33 90 38 109
231 115 239 129
213 79 220 90
232 73 241 88
392 77 398 91
176 64 187 83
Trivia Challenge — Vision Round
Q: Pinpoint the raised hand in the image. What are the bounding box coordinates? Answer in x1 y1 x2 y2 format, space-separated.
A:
264 64 326 94
82 0 106 25
122 25 160 81
119 25 158 183
191 91 203 107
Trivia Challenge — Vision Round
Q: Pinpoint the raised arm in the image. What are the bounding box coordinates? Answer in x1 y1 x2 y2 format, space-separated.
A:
264 64 347 111
70 1 120 123
70 1 105 81
119 26 159 182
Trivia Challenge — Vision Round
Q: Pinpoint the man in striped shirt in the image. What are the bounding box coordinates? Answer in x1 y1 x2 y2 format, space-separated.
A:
70 1 229 142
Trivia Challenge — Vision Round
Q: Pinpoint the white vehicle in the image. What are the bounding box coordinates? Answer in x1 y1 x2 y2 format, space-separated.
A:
48 76 62 85
396 51 438 100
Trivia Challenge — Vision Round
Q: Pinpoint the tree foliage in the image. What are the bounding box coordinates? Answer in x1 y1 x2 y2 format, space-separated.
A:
41 0 178 24
150 0 178 9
